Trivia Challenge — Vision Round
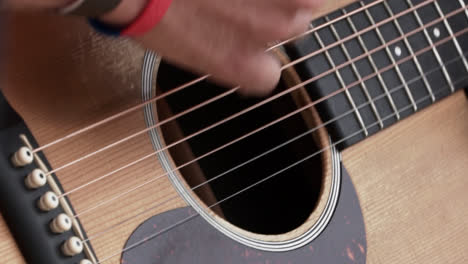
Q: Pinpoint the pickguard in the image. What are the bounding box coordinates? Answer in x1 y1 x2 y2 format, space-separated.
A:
122 164 367 264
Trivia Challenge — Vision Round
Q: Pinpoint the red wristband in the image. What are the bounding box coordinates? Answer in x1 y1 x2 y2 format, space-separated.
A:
121 0 173 36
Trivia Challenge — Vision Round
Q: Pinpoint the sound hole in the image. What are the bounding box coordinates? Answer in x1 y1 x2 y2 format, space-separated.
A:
156 62 323 235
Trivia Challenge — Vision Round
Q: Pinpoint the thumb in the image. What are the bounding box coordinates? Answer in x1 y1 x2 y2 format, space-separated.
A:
210 51 282 97
235 52 282 96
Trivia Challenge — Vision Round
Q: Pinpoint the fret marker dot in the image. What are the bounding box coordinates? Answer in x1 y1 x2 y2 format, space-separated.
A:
394 46 402 57
433 27 440 38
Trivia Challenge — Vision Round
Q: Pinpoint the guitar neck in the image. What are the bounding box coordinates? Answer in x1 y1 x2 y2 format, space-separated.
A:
288 0 468 150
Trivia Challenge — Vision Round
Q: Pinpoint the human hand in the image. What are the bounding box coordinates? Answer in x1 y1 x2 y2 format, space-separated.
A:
4 0 325 95
132 0 325 95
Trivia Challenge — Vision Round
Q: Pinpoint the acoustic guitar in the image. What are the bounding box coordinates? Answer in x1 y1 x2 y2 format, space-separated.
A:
1 0 468 263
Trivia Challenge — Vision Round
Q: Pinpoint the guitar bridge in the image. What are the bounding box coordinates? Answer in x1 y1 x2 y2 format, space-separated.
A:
0 93 97 264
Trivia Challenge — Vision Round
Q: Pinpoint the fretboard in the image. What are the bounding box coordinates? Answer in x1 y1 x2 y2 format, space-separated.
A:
287 0 468 150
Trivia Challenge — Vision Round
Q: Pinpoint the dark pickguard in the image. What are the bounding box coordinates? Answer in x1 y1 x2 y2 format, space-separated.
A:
122 164 366 264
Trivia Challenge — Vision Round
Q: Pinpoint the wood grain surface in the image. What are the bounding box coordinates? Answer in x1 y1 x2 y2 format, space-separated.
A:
3 0 468 263
342 90 468 263
0 215 22 263
1 13 189 263
0 2 354 261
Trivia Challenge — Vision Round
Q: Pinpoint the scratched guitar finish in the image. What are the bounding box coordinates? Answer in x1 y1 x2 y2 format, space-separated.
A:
1 0 468 263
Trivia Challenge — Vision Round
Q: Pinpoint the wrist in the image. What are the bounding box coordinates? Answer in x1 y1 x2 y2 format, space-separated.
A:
89 0 173 37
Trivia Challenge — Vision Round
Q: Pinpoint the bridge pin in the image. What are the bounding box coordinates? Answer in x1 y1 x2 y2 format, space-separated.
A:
38 191 59 211
11 147 34 167
62 236 83 256
25 169 47 189
50 213 72 233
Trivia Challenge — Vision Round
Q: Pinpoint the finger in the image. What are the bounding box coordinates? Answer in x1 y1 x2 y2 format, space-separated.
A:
225 51 282 96
138 0 282 96
286 9 314 38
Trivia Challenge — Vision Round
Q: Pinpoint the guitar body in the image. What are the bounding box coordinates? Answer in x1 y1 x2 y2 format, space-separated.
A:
343 90 468 263
1 0 468 263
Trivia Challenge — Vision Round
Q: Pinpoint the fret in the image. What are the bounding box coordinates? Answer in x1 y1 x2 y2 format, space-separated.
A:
285 0 468 150
360 2 418 113
434 0 468 91
390 1 451 101
459 0 468 24
325 15 384 130
454 0 468 56
342 7 404 124
405 0 455 92
312 26 369 136
433 1 468 74
343 4 405 124
383 1 436 102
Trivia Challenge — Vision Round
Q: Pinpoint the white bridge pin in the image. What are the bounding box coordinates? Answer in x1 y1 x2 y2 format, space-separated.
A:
11 147 34 167
25 169 47 189
80 260 93 264
50 213 72 233
62 236 83 256
38 191 59 211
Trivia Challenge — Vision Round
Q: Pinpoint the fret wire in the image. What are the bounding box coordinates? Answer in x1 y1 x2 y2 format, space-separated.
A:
360 2 418 112
383 1 436 102
406 0 455 92
433 1 468 72
343 6 402 122
325 15 385 129
458 0 468 24
312 25 369 136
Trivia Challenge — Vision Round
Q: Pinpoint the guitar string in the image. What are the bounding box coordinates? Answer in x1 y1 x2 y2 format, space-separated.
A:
0 61 456 258
4 0 464 260
65 8 468 239
66 17 468 255
58 4 467 201
266 0 386 51
71 25 468 220
44 0 441 176
0 0 462 258
81 49 468 244
95 72 468 264
46 1 458 200
32 0 389 154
